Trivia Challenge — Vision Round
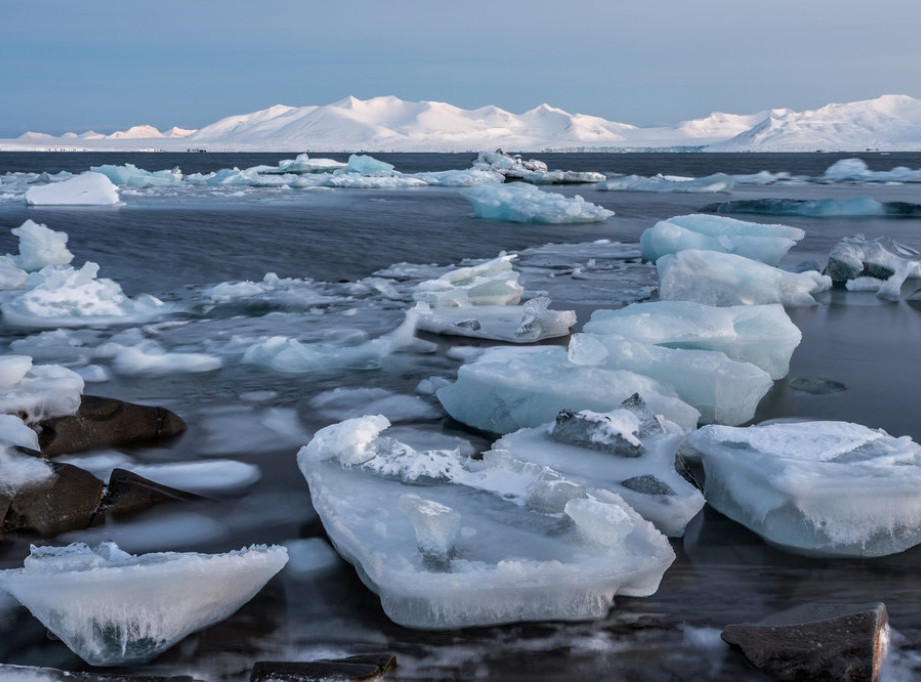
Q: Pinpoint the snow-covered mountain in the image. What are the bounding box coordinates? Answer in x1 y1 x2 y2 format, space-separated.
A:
3 94 920 152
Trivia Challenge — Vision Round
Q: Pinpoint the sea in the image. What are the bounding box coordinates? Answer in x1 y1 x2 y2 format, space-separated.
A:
0 151 920 680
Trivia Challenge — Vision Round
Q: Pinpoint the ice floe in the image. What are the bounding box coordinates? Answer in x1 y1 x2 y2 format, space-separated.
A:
824 234 921 300
822 158 921 184
599 173 733 193
412 254 525 307
685 421 921 557
657 250 831 307
0 542 288 665
471 150 605 184
111 340 223 377
461 183 614 224
24 172 119 206
640 214 805 266
297 415 674 628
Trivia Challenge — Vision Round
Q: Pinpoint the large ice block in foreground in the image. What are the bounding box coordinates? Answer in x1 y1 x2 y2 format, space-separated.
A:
640 214 805 266
657 250 831 307
461 183 614 224
297 415 674 629
0 542 288 666
686 421 921 557
581 302 802 380
437 345 700 434
24 172 119 206
494 396 704 536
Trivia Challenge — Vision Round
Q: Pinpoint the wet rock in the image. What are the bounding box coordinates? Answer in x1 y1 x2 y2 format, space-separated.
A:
97 467 202 518
3 460 104 536
722 602 889 681
251 653 397 681
621 474 676 496
790 377 847 395
0 664 204 681
38 395 187 457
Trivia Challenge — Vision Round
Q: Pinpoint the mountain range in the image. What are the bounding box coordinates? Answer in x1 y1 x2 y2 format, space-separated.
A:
4 94 921 153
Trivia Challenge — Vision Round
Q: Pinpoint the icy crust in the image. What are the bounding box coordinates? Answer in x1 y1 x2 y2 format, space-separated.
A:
686 422 921 557
582 302 802 380
599 173 733 193
824 234 921 300
657 250 831 307
461 183 614 224
24 172 119 206
0 542 288 666
297 416 675 629
494 398 704 537
640 214 805 266
436 345 700 434
414 298 577 343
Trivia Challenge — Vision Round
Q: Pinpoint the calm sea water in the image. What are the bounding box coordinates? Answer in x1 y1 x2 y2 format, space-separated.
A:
0 152 920 680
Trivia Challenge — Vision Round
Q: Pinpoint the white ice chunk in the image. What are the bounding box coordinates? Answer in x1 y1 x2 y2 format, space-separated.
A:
413 298 576 343
0 356 33 389
274 153 347 174
461 183 614 224
824 234 921 301
344 154 395 174
297 416 674 628
11 220 74 271
640 214 805 266
437 345 700 434
24 172 119 206
0 363 84 422
0 542 288 666
112 341 222 377
600 173 734 193
686 421 921 557
657 249 831 307
0 256 27 291
413 254 524 307
0 443 53 496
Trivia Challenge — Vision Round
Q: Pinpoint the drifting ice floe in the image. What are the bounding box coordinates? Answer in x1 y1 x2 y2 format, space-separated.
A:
111 340 223 377
493 396 705 537
91 163 183 187
824 234 921 300
471 150 605 184
412 254 525 307
24 172 120 206
640 214 805 266
822 158 921 184
461 183 614 224
657 250 831 307
0 542 288 665
599 173 733 193
700 197 921 218
297 415 674 629
685 421 921 557
581 302 802 379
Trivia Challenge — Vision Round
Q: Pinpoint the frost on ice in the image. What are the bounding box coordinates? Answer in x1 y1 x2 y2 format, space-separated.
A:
640 214 805 266
24 172 119 206
824 234 921 300
297 415 674 629
461 183 614 224
657 250 831 307
0 542 288 666
685 422 921 557
494 395 705 537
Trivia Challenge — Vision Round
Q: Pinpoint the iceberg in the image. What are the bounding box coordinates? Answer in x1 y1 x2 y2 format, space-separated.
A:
90 163 183 187
471 151 605 185
24 172 119 206
0 361 84 422
699 197 921 218
297 415 674 629
493 396 705 537
10 220 74 271
685 421 921 557
581 302 802 380
0 542 288 665
823 234 921 300
436 345 700 434
657 250 831 307
599 173 733 193
640 214 805 266
460 183 614 224
344 153 395 174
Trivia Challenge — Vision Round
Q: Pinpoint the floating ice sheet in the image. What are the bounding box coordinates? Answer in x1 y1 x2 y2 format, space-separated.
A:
599 173 733 193
24 172 119 206
822 158 921 184
461 183 614 224
0 362 84 422
0 542 288 666
298 415 674 629
686 421 921 557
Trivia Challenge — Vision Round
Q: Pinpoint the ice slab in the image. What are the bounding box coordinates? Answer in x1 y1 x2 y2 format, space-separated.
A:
345 154 395 174
112 341 223 377
824 234 921 300
270 153 347 174
461 183 614 224
494 397 704 536
437 345 700 434
10 220 74 271
581 301 801 380
600 173 733 193
0 542 288 665
686 421 921 557
640 214 805 266
24 172 119 206
297 415 674 628
471 151 605 185
414 298 576 342
657 250 831 307
0 362 84 422
412 254 524 307
90 163 183 187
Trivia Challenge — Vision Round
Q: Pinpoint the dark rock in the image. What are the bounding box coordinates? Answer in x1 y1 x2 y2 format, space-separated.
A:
549 393 661 457
251 653 398 681
621 474 676 496
97 468 202 518
722 602 888 681
39 395 187 457
3 461 104 536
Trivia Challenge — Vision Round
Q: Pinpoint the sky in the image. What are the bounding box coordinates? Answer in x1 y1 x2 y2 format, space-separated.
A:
3 0 921 137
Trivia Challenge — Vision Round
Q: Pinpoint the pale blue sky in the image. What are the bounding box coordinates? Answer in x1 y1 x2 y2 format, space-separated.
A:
3 0 920 136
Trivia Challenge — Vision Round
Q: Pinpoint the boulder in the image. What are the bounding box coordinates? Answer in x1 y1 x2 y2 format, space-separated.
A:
250 653 397 681
722 602 889 681
38 395 187 457
97 468 202 518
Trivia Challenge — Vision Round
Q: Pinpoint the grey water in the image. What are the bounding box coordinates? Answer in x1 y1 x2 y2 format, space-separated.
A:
1 152 921 680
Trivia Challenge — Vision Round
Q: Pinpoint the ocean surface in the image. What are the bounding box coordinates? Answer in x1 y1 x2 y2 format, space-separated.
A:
0 151 920 680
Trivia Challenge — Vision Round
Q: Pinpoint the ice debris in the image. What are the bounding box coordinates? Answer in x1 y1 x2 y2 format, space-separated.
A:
824 234 921 300
24 172 119 206
0 542 288 665
471 150 605 184
461 183 614 224
298 415 674 628
10 220 74 271
599 173 733 193
412 254 525 307
0 359 84 422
